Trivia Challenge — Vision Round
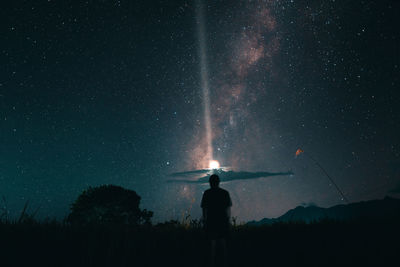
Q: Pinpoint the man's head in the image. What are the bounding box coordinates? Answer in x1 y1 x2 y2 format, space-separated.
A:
209 174 220 188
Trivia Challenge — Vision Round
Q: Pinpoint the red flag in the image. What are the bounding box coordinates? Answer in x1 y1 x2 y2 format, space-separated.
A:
295 148 304 157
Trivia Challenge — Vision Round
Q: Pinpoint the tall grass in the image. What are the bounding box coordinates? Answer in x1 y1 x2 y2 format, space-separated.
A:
1 216 399 267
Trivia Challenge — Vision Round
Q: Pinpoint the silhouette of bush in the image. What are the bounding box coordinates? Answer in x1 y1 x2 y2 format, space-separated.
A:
67 184 153 225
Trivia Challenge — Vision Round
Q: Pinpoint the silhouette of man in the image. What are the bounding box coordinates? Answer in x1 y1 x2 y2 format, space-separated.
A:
201 174 232 267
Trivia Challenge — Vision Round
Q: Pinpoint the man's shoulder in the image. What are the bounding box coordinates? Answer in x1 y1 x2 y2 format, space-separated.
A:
218 187 230 195
203 188 212 194
203 187 230 195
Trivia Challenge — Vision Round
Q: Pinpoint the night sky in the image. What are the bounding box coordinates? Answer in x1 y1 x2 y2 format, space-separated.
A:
1 0 399 223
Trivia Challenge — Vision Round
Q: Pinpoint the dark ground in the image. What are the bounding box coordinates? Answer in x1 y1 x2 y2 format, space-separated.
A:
1 219 399 267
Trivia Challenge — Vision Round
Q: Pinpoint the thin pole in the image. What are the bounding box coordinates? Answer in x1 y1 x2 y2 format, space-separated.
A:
305 153 349 204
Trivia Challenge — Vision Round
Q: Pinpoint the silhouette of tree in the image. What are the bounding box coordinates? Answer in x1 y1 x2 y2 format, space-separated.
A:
67 185 153 225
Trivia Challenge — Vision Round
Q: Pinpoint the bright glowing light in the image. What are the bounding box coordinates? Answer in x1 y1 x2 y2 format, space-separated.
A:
196 0 213 164
209 160 220 169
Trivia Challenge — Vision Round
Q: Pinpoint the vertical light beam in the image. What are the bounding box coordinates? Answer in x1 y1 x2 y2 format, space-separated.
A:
196 0 213 164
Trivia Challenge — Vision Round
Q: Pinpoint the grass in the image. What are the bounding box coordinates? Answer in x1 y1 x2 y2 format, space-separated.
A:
1 217 399 267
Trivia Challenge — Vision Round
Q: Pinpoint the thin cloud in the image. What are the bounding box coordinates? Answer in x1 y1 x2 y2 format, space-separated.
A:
169 169 210 177
167 169 293 184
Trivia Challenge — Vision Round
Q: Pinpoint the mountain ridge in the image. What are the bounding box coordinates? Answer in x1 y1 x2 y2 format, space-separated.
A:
247 196 400 225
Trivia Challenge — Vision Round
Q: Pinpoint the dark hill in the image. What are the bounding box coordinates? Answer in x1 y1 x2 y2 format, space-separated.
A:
248 196 400 225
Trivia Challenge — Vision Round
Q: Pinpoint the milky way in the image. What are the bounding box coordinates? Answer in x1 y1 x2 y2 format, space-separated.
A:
189 1 282 171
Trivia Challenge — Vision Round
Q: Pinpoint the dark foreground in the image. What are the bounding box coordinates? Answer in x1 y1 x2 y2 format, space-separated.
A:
1 219 398 267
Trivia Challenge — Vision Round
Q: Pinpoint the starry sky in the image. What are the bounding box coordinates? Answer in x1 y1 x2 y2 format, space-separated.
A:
1 0 399 223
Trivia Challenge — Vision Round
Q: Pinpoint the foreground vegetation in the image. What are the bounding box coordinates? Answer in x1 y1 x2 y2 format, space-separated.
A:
2 188 398 266
1 218 398 267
